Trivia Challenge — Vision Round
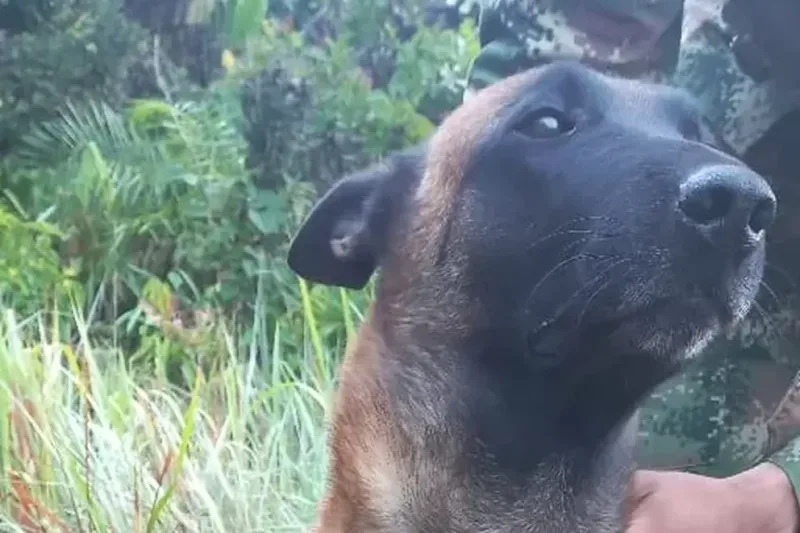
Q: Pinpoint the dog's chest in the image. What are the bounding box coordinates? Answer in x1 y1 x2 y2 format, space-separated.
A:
383 414 639 533
382 450 632 533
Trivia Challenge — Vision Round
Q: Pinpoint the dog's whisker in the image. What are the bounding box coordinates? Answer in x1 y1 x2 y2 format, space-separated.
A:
528 231 594 253
526 228 617 252
749 300 780 335
764 261 797 291
526 215 626 251
543 257 631 326
525 235 629 305
576 261 635 328
749 300 800 356
577 280 614 330
758 279 783 311
525 253 600 306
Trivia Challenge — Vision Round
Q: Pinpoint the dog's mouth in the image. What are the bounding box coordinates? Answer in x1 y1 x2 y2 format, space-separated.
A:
523 236 763 369
526 291 736 368
525 306 643 368
617 292 736 330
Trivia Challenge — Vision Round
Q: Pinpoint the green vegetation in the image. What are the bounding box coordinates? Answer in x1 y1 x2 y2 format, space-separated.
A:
0 0 479 530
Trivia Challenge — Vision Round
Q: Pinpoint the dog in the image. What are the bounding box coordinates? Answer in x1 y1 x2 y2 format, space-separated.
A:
286 60 777 533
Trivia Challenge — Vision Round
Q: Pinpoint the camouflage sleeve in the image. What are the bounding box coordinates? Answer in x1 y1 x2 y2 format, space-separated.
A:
464 0 685 100
463 0 531 96
765 371 800 502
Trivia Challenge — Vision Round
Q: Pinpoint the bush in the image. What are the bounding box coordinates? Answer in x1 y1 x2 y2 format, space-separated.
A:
0 0 192 155
1 0 478 363
0 198 77 317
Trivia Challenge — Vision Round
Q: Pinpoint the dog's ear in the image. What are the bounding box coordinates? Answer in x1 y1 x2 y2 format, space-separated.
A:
287 147 424 289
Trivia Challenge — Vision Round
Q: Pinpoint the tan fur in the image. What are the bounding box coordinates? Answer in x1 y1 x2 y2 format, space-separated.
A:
310 69 629 533
412 70 534 263
312 309 411 533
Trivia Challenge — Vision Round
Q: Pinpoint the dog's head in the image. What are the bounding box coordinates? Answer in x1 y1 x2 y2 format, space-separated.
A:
288 61 775 373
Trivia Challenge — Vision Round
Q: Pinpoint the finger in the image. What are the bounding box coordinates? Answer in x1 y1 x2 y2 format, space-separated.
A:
625 471 659 517
628 469 663 497
624 515 651 533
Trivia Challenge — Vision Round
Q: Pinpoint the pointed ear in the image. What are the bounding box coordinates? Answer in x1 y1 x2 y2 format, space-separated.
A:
287 148 424 289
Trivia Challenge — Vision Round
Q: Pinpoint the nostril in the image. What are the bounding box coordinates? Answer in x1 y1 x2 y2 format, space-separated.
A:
678 184 734 225
679 165 776 238
748 197 776 233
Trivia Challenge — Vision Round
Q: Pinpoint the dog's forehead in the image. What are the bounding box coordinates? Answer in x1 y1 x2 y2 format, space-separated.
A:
409 66 538 254
426 62 699 174
601 74 702 121
417 66 552 210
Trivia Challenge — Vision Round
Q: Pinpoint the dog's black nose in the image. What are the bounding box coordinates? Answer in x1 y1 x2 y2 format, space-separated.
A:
678 164 776 238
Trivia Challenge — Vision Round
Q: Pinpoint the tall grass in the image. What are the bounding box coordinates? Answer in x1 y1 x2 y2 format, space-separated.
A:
0 277 350 532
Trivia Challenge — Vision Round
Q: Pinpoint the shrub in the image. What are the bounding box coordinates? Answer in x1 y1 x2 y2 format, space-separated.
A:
0 196 77 317
0 0 187 154
1 0 478 373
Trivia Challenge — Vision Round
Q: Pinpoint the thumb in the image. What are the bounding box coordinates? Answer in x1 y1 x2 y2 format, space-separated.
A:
625 470 659 521
628 470 662 499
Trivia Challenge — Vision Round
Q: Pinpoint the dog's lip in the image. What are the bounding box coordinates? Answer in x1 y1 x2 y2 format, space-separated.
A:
527 291 732 354
597 293 733 327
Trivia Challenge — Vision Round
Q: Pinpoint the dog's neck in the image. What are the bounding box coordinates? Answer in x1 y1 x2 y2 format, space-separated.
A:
372 286 677 522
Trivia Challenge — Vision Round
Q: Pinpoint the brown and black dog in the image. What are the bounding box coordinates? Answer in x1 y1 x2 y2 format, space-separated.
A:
287 61 777 532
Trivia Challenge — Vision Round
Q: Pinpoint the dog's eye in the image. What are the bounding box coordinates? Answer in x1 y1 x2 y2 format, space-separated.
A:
513 108 576 139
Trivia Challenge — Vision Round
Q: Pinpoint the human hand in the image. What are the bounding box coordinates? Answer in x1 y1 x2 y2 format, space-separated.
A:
625 463 799 533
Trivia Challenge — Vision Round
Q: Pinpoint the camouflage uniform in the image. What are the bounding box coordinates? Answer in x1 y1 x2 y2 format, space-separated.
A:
457 0 800 499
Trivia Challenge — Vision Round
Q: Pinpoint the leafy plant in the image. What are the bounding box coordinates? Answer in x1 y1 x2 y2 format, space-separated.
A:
0 0 183 154
0 194 76 317
1 0 478 373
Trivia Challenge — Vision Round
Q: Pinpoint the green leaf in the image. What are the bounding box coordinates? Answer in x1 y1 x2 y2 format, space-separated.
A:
145 372 202 533
225 0 269 45
248 207 281 235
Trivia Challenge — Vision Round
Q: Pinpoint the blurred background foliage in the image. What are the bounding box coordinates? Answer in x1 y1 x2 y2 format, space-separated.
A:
0 0 479 379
